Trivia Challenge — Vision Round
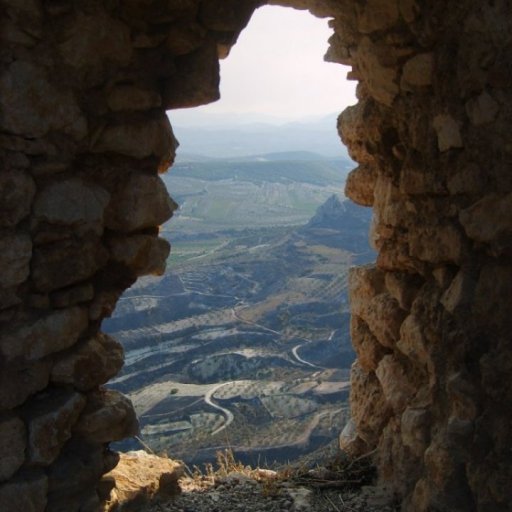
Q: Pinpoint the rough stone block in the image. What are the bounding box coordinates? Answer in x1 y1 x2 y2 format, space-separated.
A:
164 39 220 109
401 53 434 90
0 361 50 410
423 438 459 489
105 174 177 233
375 354 417 413
350 315 389 372
0 471 48 512
107 85 162 111
357 0 399 33
353 37 399 106
459 192 512 253
58 11 132 72
399 0 421 23
0 287 22 310
74 390 138 443
108 235 170 277
120 0 197 24
199 0 259 32
25 390 86 466
349 264 385 317
92 117 177 163
0 413 26 481
0 307 88 362
409 224 466 264
0 170 36 228
166 22 207 56
104 451 183 510
465 91 499 126
480 348 512 404
401 407 431 456
377 239 419 273
47 438 105 508
472 263 512 332
51 283 95 309
433 114 463 151
350 361 391 447
447 163 484 195
0 233 32 288
360 293 407 349
166 23 207 55
399 163 445 195
51 333 124 391
89 288 125 321
440 271 477 314
344 165 376 206
373 174 403 227
0 60 86 139
384 271 423 311
396 314 430 367
32 238 108 293
33 179 110 236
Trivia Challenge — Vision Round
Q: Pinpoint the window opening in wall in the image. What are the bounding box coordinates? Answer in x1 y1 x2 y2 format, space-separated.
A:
103 5 375 468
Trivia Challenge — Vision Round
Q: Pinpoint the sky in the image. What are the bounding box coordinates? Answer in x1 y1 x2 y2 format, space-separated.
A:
169 5 357 125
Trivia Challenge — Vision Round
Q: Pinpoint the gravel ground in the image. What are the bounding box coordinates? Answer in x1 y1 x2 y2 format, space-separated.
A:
143 472 400 512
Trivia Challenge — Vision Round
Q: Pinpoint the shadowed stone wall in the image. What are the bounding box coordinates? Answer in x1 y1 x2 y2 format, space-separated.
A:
0 1 510 511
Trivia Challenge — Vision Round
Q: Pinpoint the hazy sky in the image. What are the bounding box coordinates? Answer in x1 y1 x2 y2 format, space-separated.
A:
170 6 356 124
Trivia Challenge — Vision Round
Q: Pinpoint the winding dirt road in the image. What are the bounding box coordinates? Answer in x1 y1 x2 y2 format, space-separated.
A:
204 381 235 435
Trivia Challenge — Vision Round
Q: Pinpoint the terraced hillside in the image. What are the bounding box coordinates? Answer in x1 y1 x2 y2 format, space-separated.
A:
104 156 374 466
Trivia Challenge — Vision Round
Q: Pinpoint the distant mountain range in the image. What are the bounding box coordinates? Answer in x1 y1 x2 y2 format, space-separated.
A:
170 113 351 160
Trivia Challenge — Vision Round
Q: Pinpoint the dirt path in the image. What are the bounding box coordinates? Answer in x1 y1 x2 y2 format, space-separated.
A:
204 381 235 435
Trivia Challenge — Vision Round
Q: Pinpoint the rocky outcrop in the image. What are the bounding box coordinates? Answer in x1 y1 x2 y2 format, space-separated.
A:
103 451 183 511
332 1 512 510
0 0 510 511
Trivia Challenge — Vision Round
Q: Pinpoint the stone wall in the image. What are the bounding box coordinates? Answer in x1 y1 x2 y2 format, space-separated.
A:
0 1 510 511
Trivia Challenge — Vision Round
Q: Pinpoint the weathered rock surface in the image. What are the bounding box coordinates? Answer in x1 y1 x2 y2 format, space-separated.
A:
93 117 177 164
0 61 86 139
0 1 510 511
0 233 32 288
104 451 183 511
105 174 177 233
108 235 171 277
0 307 88 362
32 238 109 292
0 472 48 512
0 170 36 228
0 361 51 410
46 439 117 512
51 333 124 391
25 390 86 466
0 414 26 481
459 192 512 253
74 390 138 443
33 179 110 235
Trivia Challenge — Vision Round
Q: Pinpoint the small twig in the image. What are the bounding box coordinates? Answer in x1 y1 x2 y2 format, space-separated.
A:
324 494 341 512
338 494 356 512
294 479 366 489
346 448 377 470
135 435 156 455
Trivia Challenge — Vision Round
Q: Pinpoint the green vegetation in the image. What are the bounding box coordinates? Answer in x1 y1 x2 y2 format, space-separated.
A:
167 159 347 186
161 158 347 234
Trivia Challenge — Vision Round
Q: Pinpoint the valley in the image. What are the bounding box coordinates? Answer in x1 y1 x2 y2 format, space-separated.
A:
103 150 374 467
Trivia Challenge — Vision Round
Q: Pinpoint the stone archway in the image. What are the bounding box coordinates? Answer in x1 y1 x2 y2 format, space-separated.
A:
0 1 510 511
